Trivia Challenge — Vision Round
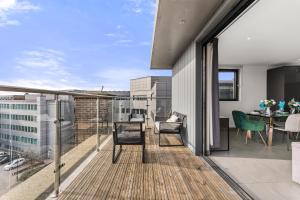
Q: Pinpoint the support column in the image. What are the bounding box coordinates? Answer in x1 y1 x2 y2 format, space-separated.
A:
53 95 61 197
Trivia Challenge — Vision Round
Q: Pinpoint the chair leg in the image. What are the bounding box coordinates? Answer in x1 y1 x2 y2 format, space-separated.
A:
245 130 251 144
159 132 161 146
282 132 285 143
287 132 290 151
180 133 185 146
112 144 122 163
112 144 116 163
258 131 267 146
142 144 145 163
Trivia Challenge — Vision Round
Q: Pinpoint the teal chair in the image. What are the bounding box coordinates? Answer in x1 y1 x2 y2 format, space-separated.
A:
232 110 266 145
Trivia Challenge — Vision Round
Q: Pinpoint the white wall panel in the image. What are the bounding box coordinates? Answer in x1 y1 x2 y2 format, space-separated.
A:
172 43 196 153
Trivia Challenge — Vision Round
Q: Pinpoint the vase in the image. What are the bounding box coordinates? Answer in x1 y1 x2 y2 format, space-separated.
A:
266 107 271 116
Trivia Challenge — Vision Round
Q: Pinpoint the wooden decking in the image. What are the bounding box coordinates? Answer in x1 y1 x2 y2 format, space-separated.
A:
58 130 241 200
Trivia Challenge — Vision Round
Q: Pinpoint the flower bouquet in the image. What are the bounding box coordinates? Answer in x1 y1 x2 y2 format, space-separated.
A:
260 99 276 115
288 98 300 114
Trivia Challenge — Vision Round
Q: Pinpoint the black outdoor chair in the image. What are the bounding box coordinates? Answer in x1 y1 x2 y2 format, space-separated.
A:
112 121 145 163
154 111 186 147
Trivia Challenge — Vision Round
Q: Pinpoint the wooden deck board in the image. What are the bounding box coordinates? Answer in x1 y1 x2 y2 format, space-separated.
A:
58 130 241 200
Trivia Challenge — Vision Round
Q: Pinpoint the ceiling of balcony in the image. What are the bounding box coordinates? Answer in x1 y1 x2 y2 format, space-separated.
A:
150 0 224 69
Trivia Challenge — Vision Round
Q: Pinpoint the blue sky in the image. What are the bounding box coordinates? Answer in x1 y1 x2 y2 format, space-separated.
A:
219 72 235 81
0 0 171 91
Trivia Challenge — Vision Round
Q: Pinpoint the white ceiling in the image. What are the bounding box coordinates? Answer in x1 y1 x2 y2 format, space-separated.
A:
151 0 224 69
219 0 300 66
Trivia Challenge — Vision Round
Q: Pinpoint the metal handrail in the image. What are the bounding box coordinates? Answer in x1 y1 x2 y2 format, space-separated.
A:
0 85 115 98
0 85 172 100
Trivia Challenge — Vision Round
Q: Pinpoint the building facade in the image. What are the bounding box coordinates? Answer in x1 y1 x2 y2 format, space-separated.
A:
0 94 75 159
130 76 172 125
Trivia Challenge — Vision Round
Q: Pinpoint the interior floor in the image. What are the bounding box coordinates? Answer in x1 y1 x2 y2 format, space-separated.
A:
210 129 300 200
213 128 292 160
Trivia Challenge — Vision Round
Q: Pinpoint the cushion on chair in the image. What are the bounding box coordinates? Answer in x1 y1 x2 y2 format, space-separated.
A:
130 118 144 122
166 115 179 122
117 131 142 144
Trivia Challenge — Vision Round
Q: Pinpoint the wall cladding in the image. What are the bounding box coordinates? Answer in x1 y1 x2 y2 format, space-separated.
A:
172 43 197 153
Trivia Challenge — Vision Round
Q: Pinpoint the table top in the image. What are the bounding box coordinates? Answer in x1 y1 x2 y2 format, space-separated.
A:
247 111 289 118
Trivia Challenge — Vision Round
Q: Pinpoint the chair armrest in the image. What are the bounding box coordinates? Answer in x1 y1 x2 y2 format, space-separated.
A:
159 121 183 125
159 121 183 131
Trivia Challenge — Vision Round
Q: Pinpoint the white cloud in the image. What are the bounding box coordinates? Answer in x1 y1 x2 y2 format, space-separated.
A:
0 79 81 90
16 49 69 76
0 0 40 27
124 0 156 15
104 32 126 38
116 39 132 44
138 41 151 46
1 48 90 90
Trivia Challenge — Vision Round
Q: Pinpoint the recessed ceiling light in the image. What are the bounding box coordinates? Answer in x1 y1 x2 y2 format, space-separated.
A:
179 19 185 25
247 37 251 40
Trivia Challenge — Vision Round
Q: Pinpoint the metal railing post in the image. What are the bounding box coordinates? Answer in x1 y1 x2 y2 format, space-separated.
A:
112 98 114 123
146 98 149 128
96 98 100 152
53 95 62 197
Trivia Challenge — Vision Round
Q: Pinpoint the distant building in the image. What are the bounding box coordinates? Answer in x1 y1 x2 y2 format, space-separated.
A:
69 91 130 142
219 80 235 99
130 76 172 124
0 94 75 159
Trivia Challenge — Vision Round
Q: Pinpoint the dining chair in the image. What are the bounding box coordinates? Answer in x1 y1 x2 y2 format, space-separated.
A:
232 110 243 135
274 114 300 151
232 110 266 145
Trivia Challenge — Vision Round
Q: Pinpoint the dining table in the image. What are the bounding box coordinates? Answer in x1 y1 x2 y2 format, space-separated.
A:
247 111 289 146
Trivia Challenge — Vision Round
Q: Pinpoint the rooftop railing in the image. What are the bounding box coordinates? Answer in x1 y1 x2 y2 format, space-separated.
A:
0 85 172 200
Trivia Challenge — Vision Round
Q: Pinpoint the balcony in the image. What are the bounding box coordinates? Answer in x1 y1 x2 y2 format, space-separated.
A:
0 85 240 200
57 130 240 200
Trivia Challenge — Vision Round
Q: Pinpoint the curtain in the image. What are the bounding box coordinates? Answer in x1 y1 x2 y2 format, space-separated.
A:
206 38 220 150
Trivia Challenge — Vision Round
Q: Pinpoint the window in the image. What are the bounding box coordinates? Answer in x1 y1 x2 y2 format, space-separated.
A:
219 69 239 101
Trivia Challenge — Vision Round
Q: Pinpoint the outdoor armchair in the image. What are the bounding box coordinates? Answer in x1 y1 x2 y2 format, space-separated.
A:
155 111 186 146
112 121 145 163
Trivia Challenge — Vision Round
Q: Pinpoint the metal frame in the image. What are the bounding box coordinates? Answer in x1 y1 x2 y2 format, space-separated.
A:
112 122 145 163
156 112 186 147
53 95 62 197
198 1 256 199
158 126 185 147
201 0 256 155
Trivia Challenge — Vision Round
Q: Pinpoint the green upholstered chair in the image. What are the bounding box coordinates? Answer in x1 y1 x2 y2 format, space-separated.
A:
232 110 266 145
